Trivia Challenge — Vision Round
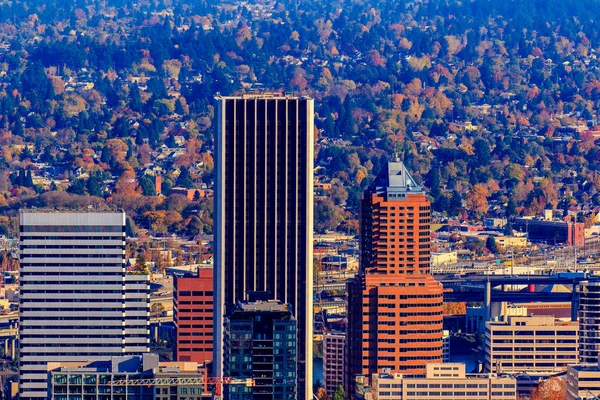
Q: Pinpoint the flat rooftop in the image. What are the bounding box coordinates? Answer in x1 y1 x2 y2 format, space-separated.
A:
570 363 600 372
215 93 312 100
239 300 290 312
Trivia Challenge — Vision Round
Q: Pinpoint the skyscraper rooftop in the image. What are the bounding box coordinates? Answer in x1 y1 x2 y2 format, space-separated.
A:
371 161 424 196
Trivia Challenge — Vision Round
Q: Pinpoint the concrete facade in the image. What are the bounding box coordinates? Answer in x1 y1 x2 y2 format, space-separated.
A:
369 363 517 400
19 211 150 400
485 315 578 375
214 94 314 399
48 354 208 400
323 332 345 394
442 330 451 362
566 362 600 400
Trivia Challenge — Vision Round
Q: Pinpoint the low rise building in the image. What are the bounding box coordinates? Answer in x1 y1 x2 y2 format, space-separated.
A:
485 316 579 375
566 361 600 400
494 235 528 248
466 304 527 334
484 218 507 228
431 251 458 266
48 354 209 400
513 218 584 246
369 363 516 400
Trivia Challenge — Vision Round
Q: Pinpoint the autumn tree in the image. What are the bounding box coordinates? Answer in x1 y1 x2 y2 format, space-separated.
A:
540 178 559 209
466 184 489 215
444 302 467 315
134 255 147 272
530 377 566 400
115 169 141 197
151 303 165 316
326 185 348 206
315 198 345 232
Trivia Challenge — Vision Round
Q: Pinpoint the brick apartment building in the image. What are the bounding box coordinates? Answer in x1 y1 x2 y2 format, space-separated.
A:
173 268 214 365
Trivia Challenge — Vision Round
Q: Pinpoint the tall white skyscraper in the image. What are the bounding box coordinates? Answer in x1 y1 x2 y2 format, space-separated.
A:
18 211 149 399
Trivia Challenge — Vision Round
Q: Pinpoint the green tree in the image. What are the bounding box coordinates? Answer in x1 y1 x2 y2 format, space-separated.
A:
333 386 347 400
339 96 355 138
129 83 143 112
87 173 104 197
125 217 134 237
193 190 201 202
506 199 517 216
68 179 86 195
472 138 491 167
176 167 194 188
161 176 174 195
148 77 168 98
449 190 463 216
175 97 186 115
140 175 157 196
429 167 442 200
25 169 34 187
486 236 499 254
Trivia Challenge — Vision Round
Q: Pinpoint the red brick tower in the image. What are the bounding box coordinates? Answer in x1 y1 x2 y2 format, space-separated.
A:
345 161 444 397
173 267 214 365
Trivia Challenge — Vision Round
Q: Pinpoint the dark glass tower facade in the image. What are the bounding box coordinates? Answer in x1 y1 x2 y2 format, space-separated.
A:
224 300 297 400
214 94 314 399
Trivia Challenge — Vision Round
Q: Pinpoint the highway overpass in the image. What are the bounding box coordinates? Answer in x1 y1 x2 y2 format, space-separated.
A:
440 274 597 321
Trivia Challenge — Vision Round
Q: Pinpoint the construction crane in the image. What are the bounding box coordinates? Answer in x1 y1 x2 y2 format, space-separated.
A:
110 376 254 400
110 377 205 386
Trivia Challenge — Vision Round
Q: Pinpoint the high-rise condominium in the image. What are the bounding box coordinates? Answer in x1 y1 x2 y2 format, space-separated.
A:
579 280 600 364
214 93 314 399
224 298 297 400
19 211 149 399
345 162 443 397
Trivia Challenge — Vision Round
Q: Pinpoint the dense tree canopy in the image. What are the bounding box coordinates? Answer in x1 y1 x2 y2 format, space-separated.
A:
0 0 599 235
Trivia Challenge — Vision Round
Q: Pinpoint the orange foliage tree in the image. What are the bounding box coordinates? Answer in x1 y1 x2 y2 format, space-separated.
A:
530 377 566 400
443 302 467 315
466 184 489 215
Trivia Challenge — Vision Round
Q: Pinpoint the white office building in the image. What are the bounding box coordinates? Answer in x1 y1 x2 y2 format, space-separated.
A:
18 211 149 399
